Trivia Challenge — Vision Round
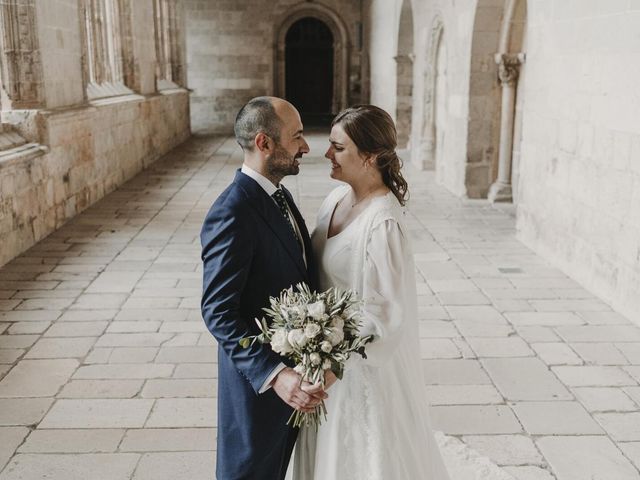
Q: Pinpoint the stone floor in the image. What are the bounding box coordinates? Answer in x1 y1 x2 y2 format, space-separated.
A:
0 133 640 480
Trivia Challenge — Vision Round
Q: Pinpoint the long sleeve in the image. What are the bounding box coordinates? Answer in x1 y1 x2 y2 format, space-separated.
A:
200 204 283 394
359 218 413 367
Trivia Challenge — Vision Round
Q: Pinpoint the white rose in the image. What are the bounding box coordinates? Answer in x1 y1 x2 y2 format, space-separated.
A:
304 323 322 339
330 316 345 331
310 352 322 366
307 301 326 320
327 327 344 346
271 329 293 354
322 358 332 370
287 329 308 348
294 305 308 318
320 341 333 353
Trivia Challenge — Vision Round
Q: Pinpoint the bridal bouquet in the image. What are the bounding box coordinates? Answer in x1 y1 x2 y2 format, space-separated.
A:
240 283 373 428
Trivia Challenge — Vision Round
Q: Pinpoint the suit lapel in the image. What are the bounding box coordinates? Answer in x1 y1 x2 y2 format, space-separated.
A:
234 171 308 281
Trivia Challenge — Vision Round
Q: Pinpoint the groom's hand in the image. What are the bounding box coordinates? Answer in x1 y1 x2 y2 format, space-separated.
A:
272 367 326 413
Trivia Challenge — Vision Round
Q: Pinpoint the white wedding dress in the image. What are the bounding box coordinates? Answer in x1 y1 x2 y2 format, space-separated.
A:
290 185 450 480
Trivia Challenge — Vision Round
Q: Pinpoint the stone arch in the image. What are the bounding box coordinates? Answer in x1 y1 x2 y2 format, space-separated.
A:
465 0 527 199
395 0 414 149
274 3 349 114
418 15 444 171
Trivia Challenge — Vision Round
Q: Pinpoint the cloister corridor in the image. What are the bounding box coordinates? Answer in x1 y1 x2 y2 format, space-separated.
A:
0 133 639 480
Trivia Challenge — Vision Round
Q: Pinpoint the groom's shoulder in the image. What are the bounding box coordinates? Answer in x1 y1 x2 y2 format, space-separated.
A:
204 181 252 223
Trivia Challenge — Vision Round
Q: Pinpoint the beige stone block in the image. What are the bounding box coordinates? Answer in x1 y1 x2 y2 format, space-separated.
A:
0 335 39 348
503 466 555 480
531 343 582 365
482 358 572 401
145 398 217 427
109 347 158 363
73 364 174 380
26 337 96 359
571 342 629 365
71 293 128 309
431 405 522 435
86 271 143 293
59 379 143 398
45 321 108 337
0 453 140 480
132 451 215 480
59 309 118 322
107 321 161 333
7 321 51 334
461 435 544 466
16 297 74 310
552 366 636 386
515 326 560 343
120 428 216 452
0 310 62 322
468 337 534 357
19 429 124 453
173 363 217 379
556 326 640 342
594 412 640 441
155 346 216 363
96 333 173 348
0 359 78 397
141 379 215 398
0 398 54 425
513 401 604 435
573 387 637 412
537 436 640 480
0 427 29 470
506 312 584 326
40 399 154 429
0 349 23 364
115 308 190 321
420 339 461 359
422 359 492 385
619 442 640 472
424 385 503 405
617 343 640 364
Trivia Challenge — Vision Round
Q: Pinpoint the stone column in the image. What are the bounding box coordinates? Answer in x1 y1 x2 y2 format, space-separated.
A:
0 0 44 109
394 53 413 149
488 52 524 203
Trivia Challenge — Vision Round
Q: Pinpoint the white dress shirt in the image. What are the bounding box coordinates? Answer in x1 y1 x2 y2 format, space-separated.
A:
241 164 304 393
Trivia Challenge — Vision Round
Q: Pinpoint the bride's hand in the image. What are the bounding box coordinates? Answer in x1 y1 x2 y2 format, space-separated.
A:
324 370 337 390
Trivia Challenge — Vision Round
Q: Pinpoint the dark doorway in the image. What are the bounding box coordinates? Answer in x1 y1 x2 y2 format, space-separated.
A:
285 17 334 126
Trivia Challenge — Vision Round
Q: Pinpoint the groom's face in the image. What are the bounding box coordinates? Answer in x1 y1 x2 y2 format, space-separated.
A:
267 103 309 180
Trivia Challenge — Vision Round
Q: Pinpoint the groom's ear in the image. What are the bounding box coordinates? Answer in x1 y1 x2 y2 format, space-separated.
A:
255 133 271 153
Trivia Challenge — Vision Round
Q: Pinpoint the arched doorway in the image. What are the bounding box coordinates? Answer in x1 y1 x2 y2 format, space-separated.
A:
285 18 334 125
395 0 414 149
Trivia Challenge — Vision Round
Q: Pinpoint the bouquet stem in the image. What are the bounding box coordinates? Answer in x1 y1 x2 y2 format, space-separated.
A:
287 400 328 430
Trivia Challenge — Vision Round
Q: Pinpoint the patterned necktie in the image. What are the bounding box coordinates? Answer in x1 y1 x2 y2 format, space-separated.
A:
272 189 302 249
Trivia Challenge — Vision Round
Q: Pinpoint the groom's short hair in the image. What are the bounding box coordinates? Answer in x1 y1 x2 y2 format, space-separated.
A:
234 97 282 151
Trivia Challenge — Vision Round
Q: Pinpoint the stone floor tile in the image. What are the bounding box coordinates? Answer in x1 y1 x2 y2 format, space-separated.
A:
45 321 108 337
467 337 534 357
7 321 50 334
461 435 544 466
145 398 216 427
537 436 640 480
0 427 29 470
141 379 215 398
578 311 635 325
424 385 503 405
420 339 461 359
18 429 124 453
0 323 7 334
121 297 181 309
108 347 158 364
71 293 128 310
115 308 190 322
0 453 140 480
555 326 640 343
132 451 215 480
626 367 640 383
430 405 523 435
505 312 584 326
155 346 216 363
95 333 173 348
454 321 514 337
172 363 217 379
515 326 561 343
571 342 629 365
0 310 62 322
531 343 582 365
40 399 154 429
503 466 556 480
619 442 640 471
625 387 640 406
59 309 119 322
107 321 161 333
428 279 479 293
25 337 96 359
482 358 572 401
573 387 638 412
552 366 636 387
437 291 491 306
163 332 201 346
0 398 54 425
617 343 640 364
0 335 38 349
594 412 640 441
512 402 604 435
73 364 174 380
59 379 143 398
0 359 78 397
16 298 74 310
0 350 23 364
86 271 144 294
446 306 507 323
422 359 492 385
119 428 216 452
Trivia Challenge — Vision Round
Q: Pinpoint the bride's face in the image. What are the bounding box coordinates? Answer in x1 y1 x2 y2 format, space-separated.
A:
325 124 367 183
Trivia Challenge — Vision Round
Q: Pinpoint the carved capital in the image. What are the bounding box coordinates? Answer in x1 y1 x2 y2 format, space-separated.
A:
494 53 524 86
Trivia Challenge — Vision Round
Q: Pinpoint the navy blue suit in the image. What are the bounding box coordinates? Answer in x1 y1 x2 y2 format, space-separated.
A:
200 170 316 480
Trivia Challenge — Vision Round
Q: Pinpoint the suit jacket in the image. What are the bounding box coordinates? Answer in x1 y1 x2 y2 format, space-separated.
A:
200 169 317 480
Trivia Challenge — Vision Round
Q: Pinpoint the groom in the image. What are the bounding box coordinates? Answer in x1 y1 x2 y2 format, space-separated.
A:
200 96 324 479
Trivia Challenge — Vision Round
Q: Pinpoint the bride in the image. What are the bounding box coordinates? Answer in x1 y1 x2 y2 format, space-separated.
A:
290 105 450 479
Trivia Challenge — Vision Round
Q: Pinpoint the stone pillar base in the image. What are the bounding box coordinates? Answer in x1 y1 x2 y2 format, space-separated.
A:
488 181 512 203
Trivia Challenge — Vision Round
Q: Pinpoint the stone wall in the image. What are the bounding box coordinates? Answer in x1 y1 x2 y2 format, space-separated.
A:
515 1 640 320
0 0 191 267
185 0 363 133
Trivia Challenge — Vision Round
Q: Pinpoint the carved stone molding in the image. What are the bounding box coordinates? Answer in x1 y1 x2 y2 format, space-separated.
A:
495 52 525 86
0 0 44 108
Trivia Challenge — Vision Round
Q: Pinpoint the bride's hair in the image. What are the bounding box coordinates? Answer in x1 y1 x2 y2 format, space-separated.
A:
332 105 409 206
